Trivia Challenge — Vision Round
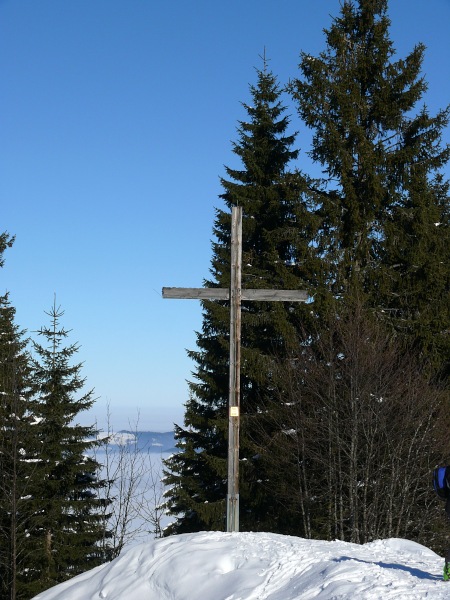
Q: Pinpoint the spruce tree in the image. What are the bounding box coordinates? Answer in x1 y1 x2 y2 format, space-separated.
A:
24 302 110 596
0 234 37 600
163 62 319 534
0 293 37 600
284 0 450 546
289 0 450 375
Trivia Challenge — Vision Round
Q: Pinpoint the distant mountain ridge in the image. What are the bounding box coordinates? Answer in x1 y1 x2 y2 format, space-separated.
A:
105 430 176 453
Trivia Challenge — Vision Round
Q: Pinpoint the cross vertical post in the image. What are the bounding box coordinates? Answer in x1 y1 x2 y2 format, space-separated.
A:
227 206 242 532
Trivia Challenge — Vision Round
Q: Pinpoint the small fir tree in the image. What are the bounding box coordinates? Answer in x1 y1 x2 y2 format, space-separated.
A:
24 302 110 597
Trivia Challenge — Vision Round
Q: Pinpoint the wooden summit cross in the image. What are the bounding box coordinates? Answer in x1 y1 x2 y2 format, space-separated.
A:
162 206 308 532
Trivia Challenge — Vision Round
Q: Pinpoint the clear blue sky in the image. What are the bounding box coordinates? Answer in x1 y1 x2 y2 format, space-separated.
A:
2 0 450 431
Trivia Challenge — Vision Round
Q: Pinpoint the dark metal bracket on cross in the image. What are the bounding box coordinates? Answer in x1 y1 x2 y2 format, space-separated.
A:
162 206 308 532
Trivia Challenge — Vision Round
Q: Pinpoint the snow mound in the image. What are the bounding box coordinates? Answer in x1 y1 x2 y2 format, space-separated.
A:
32 531 448 600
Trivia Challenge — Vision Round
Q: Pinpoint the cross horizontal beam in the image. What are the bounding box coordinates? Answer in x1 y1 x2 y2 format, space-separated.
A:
162 287 308 302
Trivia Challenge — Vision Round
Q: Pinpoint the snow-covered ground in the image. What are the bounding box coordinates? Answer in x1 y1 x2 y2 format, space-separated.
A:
32 531 448 599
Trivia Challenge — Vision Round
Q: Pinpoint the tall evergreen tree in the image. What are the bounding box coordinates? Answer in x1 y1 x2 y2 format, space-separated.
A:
0 293 37 600
283 0 450 547
289 0 450 374
163 62 319 534
23 302 110 597
0 234 37 600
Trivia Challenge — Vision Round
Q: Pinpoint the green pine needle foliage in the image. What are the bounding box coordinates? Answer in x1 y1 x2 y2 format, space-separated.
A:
290 0 450 377
0 294 38 600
